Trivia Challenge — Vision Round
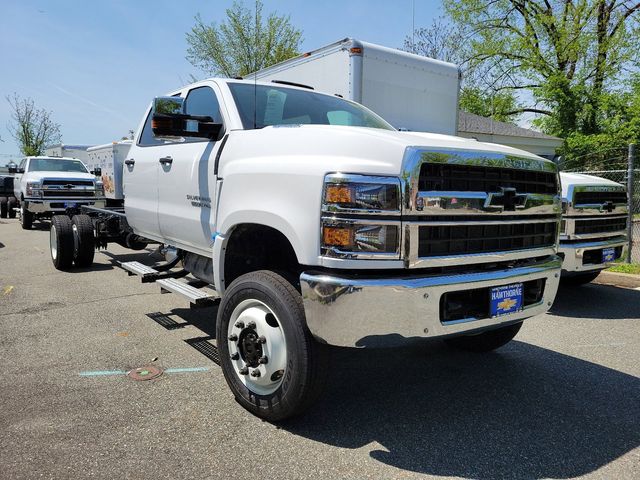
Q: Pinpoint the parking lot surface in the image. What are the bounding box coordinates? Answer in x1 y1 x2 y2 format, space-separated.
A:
1 218 639 480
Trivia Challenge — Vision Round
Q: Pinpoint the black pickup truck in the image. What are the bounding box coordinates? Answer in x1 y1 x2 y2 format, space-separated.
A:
0 174 19 218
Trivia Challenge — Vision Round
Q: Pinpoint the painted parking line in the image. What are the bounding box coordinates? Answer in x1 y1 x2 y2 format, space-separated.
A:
79 366 211 377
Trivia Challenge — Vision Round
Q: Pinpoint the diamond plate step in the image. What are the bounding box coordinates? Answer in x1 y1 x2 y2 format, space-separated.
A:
120 261 159 280
156 278 219 306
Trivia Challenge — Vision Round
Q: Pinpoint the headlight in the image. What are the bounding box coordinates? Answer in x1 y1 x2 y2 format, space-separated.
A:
323 174 400 213
321 219 400 258
95 182 104 196
26 182 41 197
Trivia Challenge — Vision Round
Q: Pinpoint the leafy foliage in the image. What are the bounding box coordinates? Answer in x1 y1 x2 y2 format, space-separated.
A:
6 93 61 156
445 0 640 138
459 87 521 123
186 0 302 78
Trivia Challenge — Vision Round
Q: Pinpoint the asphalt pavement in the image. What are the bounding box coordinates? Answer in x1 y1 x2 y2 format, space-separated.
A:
1 218 639 480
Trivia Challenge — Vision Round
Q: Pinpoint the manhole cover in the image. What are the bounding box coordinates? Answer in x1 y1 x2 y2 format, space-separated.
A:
128 365 163 381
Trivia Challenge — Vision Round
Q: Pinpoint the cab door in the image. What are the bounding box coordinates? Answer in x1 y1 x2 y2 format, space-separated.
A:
156 85 226 254
122 108 162 240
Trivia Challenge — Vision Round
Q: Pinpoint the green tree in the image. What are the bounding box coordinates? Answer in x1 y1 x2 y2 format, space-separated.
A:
6 93 61 156
445 0 640 137
459 87 521 123
185 0 303 78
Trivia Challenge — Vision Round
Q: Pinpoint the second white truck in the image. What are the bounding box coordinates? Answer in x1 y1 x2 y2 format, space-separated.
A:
559 172 628 284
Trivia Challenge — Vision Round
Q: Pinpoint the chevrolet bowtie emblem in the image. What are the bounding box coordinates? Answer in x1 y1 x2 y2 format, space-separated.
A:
602 201 615 213
488 187 527 211
498 298 517 311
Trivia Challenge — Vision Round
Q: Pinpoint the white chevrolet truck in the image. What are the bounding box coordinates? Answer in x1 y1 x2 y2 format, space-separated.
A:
9 156 105 229
559 172 628 284
49 79 562 420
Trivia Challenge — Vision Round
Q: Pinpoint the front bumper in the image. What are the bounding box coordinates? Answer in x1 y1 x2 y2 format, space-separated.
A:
24 198 106 214
300 256 561 347
559 237 627 274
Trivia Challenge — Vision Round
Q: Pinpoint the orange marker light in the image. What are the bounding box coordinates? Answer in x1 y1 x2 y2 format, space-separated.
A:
325 184 354 204
323 226 354 247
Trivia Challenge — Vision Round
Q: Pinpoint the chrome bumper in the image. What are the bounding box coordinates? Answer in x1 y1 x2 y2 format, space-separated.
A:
24 198 106 213
559 237 627 274
300 256 561 347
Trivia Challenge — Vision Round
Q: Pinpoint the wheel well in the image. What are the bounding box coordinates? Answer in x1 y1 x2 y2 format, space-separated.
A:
224 224 301 289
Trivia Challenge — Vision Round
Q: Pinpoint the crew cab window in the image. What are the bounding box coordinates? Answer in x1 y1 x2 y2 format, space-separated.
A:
28 158 88 173
183 86 224 142
228 83 395 131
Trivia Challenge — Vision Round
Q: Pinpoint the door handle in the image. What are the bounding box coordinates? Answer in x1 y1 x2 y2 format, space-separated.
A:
124 159 135 166
159 156 173 165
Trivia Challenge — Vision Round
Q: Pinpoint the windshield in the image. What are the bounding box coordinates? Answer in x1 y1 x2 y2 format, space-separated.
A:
28 158 88 173
228 83 395 131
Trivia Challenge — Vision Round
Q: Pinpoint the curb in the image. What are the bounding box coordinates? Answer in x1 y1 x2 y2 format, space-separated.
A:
593 271 640 289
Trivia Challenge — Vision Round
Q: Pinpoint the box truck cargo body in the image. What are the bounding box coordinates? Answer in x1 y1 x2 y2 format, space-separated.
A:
86 141 131 201
253 38 461 135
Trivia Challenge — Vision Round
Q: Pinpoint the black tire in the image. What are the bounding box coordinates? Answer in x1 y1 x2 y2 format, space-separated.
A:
216 270 328 421
20 204 33 229
50 215 75 270
71 214 95 267
0 196 6 218
7 197 17 218
444 321 523 353
560 270 601 286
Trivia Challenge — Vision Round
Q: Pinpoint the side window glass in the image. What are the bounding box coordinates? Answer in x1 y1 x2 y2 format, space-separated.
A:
138 109 164 147
19 159 27 171
184 86 223 123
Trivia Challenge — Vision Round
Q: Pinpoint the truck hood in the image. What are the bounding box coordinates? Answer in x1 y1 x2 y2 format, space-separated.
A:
223 124 551 179
559 172 624 197
22 171 96 183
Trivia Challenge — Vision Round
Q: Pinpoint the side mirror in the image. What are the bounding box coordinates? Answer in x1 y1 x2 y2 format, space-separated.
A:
151 96 222 140
91 168 102 177
8 166 17 174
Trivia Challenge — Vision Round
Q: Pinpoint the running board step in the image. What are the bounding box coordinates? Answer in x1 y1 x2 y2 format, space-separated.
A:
120 261 159 281
156 278 219 307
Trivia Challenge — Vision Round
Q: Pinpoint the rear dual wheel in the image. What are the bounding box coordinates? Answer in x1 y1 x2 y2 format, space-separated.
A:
7 197 17 218
50 214 94 270
217 270 327 421
0 196 6 218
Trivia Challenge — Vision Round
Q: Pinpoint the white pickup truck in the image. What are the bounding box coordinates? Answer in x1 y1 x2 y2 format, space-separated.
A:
559 172 628 284
10 156 105 229
49 79 562 420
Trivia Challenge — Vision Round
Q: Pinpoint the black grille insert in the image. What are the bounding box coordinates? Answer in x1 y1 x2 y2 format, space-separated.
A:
43 190 95 198
419 163 557 194
418 221 557 257
440 278 546 322
583 246 623 265
574 217 627 235
42 180 94 186
573 191 627 205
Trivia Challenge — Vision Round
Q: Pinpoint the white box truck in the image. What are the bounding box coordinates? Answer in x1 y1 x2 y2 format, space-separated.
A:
86 141 131 204
253 38 461 135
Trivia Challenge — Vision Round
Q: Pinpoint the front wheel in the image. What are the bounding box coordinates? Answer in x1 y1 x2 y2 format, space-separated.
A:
444 321 523 352
20 204 33 229
561 270 601 286
216 270 327 421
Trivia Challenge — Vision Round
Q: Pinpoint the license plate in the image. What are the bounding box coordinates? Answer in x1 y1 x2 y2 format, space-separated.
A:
490 283 523 317
602 247 616 263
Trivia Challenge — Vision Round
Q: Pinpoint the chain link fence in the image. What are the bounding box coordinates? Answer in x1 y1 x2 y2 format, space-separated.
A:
561 145 638 264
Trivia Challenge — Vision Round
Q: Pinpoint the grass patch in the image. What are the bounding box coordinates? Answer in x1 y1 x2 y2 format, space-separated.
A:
607 263 640 274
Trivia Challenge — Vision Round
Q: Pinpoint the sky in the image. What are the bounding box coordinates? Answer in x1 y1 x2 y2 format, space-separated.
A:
0 0 441 164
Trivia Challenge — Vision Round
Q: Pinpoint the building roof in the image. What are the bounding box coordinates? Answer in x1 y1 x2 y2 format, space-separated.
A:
458 111 561 141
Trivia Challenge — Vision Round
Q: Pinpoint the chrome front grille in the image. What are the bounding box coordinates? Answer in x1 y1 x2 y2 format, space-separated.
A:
574 217 627 235
402 148 560 268
419 163 557 195
418 220 557 257
40 180 96 199
566 185 627 216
